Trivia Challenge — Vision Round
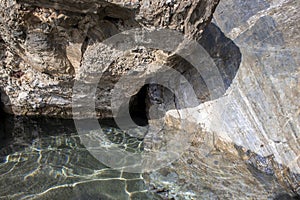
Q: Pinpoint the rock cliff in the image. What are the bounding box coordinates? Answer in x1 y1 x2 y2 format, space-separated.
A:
0 0 219 117
165 0 299 196
0 0 299 197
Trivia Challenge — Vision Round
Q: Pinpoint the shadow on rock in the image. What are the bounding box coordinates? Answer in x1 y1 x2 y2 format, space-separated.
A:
127 23 242 124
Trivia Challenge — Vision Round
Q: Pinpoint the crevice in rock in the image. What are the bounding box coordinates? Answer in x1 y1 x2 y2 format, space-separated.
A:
81 36 89 56
0 89 12 116
0 90 10 147
129 83 177 126
0 92 6 119
79 36 90 68
235 144 300 197
129 84 148 127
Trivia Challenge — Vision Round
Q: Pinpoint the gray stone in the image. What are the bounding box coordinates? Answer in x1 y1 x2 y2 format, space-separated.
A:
164 0 299 196
0 0 219 118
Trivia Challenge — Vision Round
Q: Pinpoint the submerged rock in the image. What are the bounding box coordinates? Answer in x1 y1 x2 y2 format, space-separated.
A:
0 0 299 198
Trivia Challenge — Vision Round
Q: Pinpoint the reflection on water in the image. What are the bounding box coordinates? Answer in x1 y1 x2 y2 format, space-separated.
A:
0 116 158 200
0 116 296 199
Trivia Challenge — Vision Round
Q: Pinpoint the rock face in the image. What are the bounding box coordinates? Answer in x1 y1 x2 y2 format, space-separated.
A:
165 0 299 196
0 0 299 197
0 0 219 117
214 0 299 187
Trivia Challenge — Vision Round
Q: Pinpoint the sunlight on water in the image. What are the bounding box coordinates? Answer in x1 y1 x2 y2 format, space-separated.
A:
0 117 294 199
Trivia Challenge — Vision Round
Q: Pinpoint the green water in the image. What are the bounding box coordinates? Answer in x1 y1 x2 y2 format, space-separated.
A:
0 116 296 199
0 116 159 200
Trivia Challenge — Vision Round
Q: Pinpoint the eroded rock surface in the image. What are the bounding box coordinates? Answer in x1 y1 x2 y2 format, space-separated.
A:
0 0 299 198
164 0 299 196
0 0 219 117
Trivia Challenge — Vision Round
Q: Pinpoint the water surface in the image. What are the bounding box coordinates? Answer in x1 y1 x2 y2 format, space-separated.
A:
0 116 295 199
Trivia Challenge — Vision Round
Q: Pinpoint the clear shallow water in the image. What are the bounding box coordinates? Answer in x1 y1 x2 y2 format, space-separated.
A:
0 116 158 200
0 116 296 199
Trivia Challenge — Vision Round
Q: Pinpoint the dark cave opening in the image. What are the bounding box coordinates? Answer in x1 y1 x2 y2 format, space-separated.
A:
129 83 176 127
0 92 6 121
0 91 9 149
129 84 149 127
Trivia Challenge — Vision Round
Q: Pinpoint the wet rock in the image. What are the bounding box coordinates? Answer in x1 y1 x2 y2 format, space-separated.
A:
144 129 292 199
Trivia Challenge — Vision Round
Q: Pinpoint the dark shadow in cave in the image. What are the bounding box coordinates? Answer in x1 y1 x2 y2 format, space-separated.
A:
169 22 242 103
129 85 148 126
0 114 77 160
0 90 11 130
95 22 242 127
142 23 242 118
0 90 14 161
273 193 300 200
198 23 242 89
127 23 242 125
0 113 119 162
129 84 176 126
0 92 6 134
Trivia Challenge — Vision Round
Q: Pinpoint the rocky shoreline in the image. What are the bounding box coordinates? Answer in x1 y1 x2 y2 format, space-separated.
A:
0 0 299 198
